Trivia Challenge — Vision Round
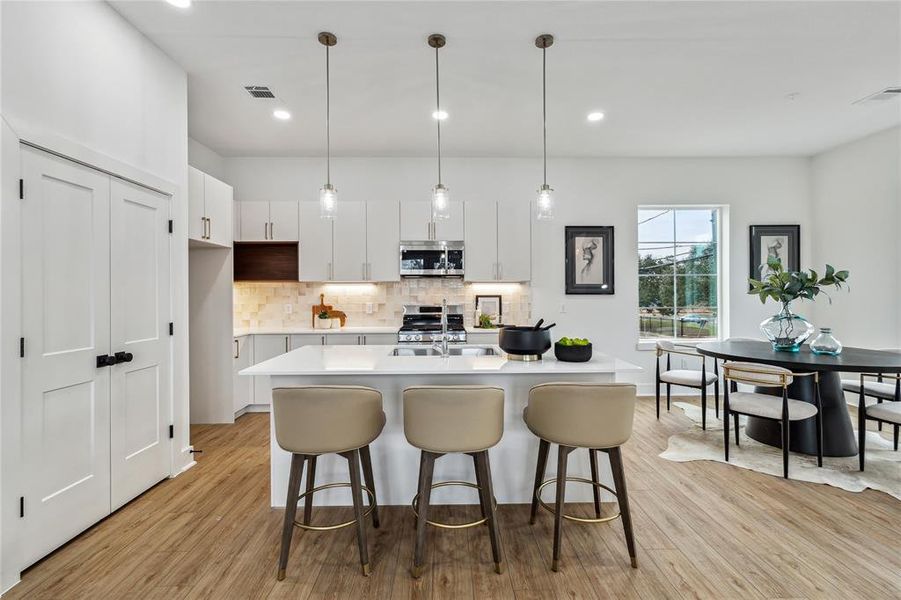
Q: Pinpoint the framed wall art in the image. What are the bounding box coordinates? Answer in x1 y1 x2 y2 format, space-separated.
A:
565 226 614 295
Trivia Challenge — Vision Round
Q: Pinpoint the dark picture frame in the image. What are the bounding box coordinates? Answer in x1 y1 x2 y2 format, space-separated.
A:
749 224 800 284
565 226 614 295
474 294 502 326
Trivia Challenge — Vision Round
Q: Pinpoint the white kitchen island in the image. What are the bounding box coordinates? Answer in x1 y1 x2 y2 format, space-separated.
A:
242 345 641 507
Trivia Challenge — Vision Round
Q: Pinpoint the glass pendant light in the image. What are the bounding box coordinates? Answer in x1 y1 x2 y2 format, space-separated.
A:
319 32 338 219
429 34 450 221
535 34 554 220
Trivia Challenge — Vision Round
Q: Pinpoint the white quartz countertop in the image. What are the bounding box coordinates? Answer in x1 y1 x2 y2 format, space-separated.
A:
233 327 500 337
241 344 641 376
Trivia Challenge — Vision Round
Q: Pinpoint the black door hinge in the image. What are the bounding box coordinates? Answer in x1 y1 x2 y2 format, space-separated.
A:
19 337 24 358
169 425 174 439
19 179 24 200
19 496 24 518
168 219 173 234
169 322 174 336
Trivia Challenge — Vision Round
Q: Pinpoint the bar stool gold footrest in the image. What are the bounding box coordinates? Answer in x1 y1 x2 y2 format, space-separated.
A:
411 480 498 530
293 482 375 531
537 476 620 524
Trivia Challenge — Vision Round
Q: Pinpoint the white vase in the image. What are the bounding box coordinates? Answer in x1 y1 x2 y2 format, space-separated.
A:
315 318 331 330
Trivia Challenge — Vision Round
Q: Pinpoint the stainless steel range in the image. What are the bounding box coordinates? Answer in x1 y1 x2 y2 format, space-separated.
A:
397 304 467 344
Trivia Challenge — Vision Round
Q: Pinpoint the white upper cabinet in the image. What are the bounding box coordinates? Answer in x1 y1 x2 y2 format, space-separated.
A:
204 175 233 247
366 200 400 281
463 200 531 282
464 201 497 281
332 201 367 281
237 201 299 242
400 201 432 240
299 201 333 281
300 200 400 282
188 166 233 248
268 201 299 241
400 200 464 241
496 199 531 281
435 201 464 240
188 167 205 242
239 202 269 242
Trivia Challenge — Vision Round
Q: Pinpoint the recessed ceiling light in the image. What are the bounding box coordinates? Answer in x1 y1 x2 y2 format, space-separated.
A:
587 111 605 122
432 110 448 120
273 109 291 121
165 0 191 8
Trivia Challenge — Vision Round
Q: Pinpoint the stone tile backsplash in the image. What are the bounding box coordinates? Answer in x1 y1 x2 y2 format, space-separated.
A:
234 280 531 331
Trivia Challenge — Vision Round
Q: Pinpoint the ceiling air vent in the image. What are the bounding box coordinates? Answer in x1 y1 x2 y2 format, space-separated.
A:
853 87 901 105
244 86 276 99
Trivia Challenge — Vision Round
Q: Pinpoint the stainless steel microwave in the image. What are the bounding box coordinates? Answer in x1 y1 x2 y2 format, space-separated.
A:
399 241 464 277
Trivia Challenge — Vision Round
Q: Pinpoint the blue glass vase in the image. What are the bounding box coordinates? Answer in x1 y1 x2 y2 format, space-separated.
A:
759 303 815 352
810 328 843 355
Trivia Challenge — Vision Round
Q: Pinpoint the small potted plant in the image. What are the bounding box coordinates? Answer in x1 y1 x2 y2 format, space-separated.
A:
478 314 497 329
748 257 848 351
315 310 332 329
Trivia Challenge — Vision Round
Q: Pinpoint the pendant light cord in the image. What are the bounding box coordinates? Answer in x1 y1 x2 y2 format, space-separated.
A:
435 45 442 185
326 43 331 185
542 46 547 186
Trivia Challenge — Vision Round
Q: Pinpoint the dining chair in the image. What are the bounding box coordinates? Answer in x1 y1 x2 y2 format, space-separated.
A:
722 362 822 479
655 340 719 430
857 373 901 470
841 348 901 433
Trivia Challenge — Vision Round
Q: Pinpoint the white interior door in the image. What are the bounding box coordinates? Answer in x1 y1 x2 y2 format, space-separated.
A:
464 201 497 281
20 146 112 567
366 200 400 281
109 178 171 511
332 200 367 281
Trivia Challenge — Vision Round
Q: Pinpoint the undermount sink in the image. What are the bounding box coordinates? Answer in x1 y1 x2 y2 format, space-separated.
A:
391 345 499 357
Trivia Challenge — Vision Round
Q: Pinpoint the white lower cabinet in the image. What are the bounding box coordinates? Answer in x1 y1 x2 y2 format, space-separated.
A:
467 332 500 345
251 335 291 407
359 333 397 345
233 336 253 414
237 332 399 412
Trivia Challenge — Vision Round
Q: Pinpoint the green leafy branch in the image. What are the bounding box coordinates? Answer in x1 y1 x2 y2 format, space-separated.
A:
748 256 849 306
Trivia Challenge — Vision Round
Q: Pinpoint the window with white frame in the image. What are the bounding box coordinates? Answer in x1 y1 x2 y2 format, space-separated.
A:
638 207 723 340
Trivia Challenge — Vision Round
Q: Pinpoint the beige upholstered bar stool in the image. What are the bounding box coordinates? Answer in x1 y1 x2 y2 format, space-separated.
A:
403 385 505 579
272 386 385 579
524 383 637 572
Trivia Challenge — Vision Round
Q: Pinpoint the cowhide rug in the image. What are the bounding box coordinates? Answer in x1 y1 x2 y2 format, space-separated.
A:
659 401 900 500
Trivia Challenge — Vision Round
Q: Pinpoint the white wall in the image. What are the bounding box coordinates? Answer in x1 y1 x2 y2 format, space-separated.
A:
225 155 812 391
0 1 190 591
189 138 228 183
811 126 901 349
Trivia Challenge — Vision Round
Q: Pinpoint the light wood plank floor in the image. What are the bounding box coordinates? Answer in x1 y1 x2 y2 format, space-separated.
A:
7 398 900 599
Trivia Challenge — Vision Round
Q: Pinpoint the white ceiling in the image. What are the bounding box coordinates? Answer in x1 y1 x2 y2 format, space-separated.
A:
110 1 901 158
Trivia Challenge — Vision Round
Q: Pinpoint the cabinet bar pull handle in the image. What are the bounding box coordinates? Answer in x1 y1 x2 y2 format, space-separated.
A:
208 217 212 240
285 336 289 352
270 221 274 239
234 339 239 359
264 222 268 240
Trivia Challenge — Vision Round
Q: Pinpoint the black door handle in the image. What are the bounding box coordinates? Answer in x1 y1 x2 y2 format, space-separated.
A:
114 351 134 363
96 354 117 368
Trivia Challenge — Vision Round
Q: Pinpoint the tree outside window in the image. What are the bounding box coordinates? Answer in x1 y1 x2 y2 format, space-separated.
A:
638 208 721 340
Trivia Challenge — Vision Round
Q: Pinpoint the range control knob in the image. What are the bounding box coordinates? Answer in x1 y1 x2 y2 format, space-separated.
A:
414 334 422 342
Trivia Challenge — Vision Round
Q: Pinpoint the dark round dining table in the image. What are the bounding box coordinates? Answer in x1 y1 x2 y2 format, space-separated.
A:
696 340 901 457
